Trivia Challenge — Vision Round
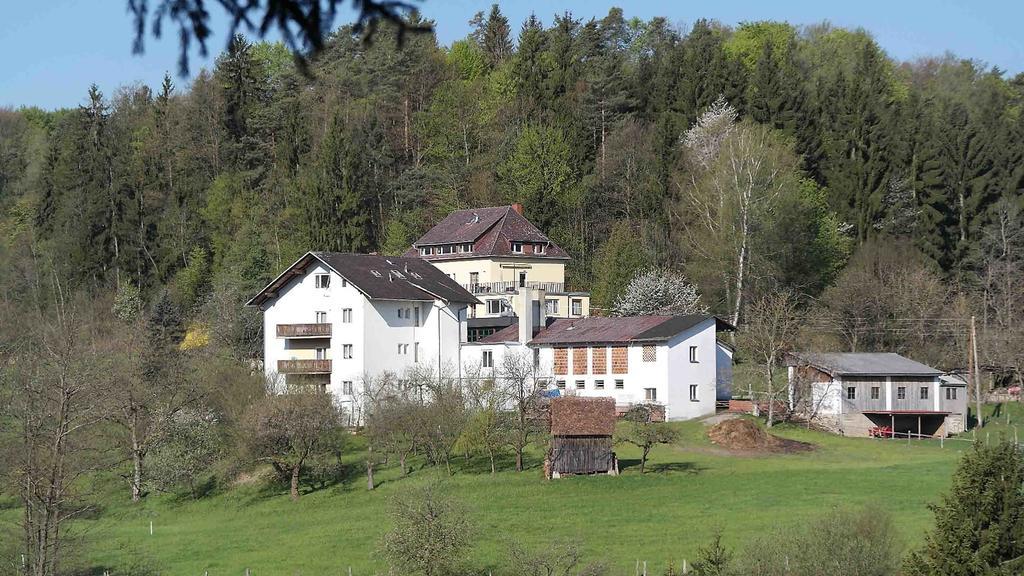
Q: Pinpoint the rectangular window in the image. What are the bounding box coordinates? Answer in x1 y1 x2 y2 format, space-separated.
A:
469 272 479 287
847 386 856 400
342 308 352 323
689 384 699 402
689 346 699 363
897 386 906 400
315 274 330 289
397 308 403 319
397 344 404 355
315 347 327 360
645 388 657 401
545 299 559 315
414 307 420 327
405 307 412 320
315 311 327 323
920 386 929 400
511 242 523 253
556 380 566 390
595 379 605 390
414 342 420 363
343 344 353 359
342 381 353 395
536 243 546 254
571 299 583 316
615 379 624 390
871 386 880 400
642 345 656 362
482 350 494 368
576 380 585 390
464 243 473 253
487 300 502 314
946 388 958 400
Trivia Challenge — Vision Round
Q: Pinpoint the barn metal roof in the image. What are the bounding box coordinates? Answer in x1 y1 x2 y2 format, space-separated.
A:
788 352 942 377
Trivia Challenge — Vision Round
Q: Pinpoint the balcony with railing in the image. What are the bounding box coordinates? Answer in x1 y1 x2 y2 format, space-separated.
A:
276 323 332 338
463 281 566 295
277 359 332 374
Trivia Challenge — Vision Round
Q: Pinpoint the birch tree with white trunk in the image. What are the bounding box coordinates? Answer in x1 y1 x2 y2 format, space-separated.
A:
680 106 799 328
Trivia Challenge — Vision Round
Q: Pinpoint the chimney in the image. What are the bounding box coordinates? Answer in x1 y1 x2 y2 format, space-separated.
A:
517 287 534 345
511 203 523 215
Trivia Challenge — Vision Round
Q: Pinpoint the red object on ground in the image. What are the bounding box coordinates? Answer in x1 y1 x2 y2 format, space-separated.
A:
869 425 894 438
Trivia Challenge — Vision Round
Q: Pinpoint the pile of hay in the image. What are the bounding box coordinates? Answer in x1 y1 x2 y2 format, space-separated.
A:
707 418 814 453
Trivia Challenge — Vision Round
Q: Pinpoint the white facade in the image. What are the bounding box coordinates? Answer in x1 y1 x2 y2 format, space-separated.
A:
463 317 724 421
260 261 469 412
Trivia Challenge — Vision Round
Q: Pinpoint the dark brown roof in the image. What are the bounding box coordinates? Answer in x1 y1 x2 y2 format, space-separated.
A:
528 315 722 346
550 396 617 436
246 252 480 307
475 318 554 344
405 205 570 261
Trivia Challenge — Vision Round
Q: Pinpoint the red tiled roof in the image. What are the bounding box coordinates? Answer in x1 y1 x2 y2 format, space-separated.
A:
407 205 570 260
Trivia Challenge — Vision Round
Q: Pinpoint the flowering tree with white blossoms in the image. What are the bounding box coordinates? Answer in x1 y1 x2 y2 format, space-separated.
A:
612 268 708 317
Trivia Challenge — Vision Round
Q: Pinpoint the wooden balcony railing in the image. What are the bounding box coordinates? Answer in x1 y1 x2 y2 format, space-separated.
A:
277 359 332 374
276 323 332 338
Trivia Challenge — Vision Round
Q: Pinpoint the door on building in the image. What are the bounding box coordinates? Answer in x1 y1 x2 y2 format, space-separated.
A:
519 271 527 288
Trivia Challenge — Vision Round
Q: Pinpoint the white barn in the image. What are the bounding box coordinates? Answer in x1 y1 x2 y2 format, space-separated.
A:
463 289 734 420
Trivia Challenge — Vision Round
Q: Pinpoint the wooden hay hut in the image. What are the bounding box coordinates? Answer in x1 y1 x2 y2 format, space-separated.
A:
547 396 618 478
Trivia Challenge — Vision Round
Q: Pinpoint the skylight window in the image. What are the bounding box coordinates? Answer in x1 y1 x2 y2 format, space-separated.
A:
370 270 382 277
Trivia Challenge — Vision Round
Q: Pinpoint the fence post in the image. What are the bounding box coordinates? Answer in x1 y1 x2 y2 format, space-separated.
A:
149 520 153 535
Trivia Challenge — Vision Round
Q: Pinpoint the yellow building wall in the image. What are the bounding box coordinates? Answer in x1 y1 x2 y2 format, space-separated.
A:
430 257 567 285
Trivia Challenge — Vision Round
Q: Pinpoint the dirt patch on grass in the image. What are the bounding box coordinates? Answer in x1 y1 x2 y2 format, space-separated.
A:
707 418 815 454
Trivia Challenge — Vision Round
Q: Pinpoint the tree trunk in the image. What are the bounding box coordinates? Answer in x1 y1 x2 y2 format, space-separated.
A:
488 447 496 475
290 465 300 501
515 446 524 472
399 452 408 476
366 445 375 490
130 414 143 502
765 364 775 428
640 446 650 474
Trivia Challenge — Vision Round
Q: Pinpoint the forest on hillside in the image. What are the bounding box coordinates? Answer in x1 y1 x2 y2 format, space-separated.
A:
3 7 1024 574
1 7 1023 367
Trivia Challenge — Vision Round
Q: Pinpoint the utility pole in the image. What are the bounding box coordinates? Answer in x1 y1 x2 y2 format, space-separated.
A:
971 315 983 429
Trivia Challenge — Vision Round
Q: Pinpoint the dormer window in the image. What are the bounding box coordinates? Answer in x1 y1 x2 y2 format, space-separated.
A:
536 243 546 254
511 242 523 253
314 274 330 289
463 243 473 253
419 247 428 256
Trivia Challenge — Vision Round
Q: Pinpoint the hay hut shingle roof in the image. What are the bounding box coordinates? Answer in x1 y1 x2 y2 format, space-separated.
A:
550 396 616 436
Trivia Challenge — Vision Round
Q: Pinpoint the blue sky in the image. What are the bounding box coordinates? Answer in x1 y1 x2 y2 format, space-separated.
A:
1 0 1021 110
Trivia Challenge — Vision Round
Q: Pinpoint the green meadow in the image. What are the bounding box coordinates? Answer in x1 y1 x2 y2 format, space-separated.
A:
56 404 1024 576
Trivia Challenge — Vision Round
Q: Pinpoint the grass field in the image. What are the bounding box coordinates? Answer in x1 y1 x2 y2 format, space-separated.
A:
7 403 1024 575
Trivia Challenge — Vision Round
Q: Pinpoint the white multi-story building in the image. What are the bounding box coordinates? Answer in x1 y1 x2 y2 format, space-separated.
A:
462 289 735 421
246 252 479 413
405 204 591 342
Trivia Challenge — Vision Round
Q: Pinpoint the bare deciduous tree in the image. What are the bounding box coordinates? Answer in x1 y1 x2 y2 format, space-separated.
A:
616 403 677 473
381 483 472 576
2 292 113 576
740 289 802 426
243 389 343 500
495 350 546 472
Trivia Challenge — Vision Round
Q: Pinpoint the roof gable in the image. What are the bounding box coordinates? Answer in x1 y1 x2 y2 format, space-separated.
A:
247 252 480 307
409 205 570 260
